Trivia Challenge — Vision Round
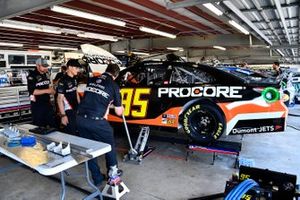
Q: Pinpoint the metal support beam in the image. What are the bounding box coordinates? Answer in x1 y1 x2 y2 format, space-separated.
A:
127 39 131 52
165 0 227 9
274 0 291 45
252 17 299 24
240 2 299 13
223 1 272 45
101 34 265 52
262 27 299 32
0 0 71 20
250 0 281 44
270 44 300 49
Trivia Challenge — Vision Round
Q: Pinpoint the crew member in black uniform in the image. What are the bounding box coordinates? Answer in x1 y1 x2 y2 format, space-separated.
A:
57 59 82 135
27 58 56 127
77 64 124 187
272 61 282 77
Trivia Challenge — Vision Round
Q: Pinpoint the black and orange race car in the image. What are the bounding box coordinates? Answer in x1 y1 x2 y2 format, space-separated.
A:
106 61 287 144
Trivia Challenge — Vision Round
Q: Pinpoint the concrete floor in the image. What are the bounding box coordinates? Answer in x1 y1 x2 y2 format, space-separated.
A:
1 106 300 200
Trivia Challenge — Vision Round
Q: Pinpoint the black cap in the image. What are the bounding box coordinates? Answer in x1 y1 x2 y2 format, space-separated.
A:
66 59 82 68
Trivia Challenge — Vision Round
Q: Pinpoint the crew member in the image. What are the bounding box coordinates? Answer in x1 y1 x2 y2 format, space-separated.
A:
57 59 82 135
27 58 56 127
53 65 67 85
77 64 123 186
272 61 282 77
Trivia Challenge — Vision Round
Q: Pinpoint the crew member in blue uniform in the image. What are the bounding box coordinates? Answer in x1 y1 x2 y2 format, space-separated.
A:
77 63 124 186
57 59 82 135
27 58 56 127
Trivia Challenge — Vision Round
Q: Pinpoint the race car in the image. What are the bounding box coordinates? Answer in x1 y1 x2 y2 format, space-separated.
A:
107 61 287 144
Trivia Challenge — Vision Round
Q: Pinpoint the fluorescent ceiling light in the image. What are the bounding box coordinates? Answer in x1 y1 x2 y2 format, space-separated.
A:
213 46 226 51
0 42 23 47
115 50 150 56
51 6 126 27
77 32 118 42
203 3 223 16
139 26 176 39
276 49 284 57
167 47 184 51
228 20 249 35
0 20 118 41
39 45 78 51
0 20 61 34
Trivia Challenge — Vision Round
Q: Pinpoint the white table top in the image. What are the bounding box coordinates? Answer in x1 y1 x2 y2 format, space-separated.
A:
0 124 111 176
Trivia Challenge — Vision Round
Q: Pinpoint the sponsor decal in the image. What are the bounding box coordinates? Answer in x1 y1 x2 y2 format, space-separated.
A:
232 125 275 134
158 86 244 98
80 44 123 74
36 80 50 87
66 87 77 93
37 76 42 82
161 114 176 125
274 125 283 131
83 54 122 66
86 86 109 98
214 123 223 139
183 105 200 134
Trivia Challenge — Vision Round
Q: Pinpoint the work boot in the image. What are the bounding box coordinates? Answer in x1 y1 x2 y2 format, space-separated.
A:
108 165 123 178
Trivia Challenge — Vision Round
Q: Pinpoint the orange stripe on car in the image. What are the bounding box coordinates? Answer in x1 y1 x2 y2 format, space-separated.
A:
218 101 287 123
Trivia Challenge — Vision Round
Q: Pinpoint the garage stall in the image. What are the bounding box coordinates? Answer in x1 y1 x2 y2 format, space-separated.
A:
0 0 299 200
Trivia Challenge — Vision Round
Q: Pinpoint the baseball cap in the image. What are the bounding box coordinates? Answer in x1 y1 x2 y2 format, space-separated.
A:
36 58 50 67
66 59 82 68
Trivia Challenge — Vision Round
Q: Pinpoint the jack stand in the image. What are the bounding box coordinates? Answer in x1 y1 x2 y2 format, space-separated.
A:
122 115 155 164
102 177 130 200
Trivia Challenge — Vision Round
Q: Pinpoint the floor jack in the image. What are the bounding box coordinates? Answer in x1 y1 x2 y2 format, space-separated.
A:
122 114 155 164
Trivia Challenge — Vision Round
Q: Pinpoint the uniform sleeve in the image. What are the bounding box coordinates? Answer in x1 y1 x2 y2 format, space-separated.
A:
57 79 66 94
113 83 122 107
27 71 36 95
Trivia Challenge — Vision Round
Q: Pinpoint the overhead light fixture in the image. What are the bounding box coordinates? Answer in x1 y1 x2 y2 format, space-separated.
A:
213 46 226 51
38 45 78 51
228 20 249 35
51 6 126 27
0 42 23 47
77 32 118 42
115 50 150 56
276 49 284 57
0 20 118 41
167 47 184 51
0 20 61 34
203 3 223 16
139 26 176 39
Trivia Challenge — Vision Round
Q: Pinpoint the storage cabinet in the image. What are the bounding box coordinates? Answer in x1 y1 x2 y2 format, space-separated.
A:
0 86 31 123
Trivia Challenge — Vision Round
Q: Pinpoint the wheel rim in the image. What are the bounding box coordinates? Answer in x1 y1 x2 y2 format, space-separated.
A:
189 109 218 138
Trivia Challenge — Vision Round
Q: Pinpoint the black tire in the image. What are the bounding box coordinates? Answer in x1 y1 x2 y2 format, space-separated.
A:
181 102 225 145
283 90 290 107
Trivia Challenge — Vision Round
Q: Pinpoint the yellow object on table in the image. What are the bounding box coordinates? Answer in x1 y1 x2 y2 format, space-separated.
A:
9 142 49 168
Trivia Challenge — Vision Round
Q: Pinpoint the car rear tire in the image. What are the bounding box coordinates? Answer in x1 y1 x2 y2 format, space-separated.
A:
181 103 225 145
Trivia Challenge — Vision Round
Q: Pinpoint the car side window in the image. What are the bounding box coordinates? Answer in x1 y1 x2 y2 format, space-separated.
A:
146 65 169 86
171 66 216 84
120 71 146 86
